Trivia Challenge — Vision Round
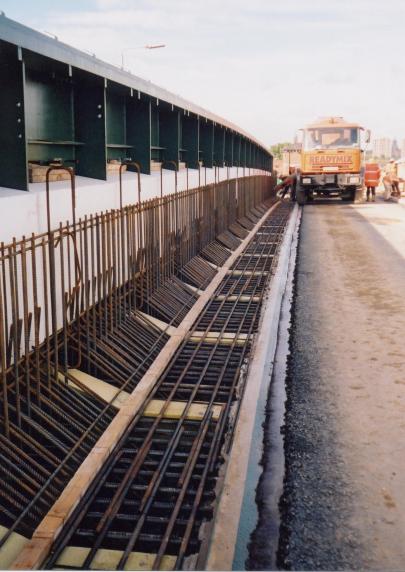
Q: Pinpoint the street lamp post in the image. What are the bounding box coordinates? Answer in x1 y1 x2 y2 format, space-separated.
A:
121 44 166 69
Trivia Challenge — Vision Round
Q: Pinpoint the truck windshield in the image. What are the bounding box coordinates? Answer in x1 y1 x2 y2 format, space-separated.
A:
304 127 360 150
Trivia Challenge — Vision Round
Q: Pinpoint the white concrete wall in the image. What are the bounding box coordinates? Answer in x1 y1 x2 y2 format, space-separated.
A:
0 166 264 244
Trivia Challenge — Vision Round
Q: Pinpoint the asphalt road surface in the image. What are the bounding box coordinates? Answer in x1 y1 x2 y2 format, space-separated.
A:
252 197 405 570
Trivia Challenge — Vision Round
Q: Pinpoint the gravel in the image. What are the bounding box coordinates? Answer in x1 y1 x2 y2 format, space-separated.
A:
277 218 364 570
248 213 365 571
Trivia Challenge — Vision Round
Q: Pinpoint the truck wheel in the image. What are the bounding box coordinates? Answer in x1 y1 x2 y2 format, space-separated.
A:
341 191 354 201
296 184 307 205
354 187 364 203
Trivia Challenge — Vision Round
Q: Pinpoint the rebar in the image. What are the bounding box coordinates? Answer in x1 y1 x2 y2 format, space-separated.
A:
0 171 275 553
43 200 292 571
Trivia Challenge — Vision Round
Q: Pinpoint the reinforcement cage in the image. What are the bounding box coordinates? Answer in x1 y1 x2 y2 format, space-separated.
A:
0 174 273 539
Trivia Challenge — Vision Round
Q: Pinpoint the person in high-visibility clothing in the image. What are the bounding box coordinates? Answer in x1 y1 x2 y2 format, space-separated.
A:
364 163 381 202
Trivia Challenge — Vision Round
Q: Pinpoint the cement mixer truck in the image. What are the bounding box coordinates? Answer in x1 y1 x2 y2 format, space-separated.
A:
296 117 370 205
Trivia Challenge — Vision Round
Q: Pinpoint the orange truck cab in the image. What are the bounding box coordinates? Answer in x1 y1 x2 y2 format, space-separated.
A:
296 117 370 205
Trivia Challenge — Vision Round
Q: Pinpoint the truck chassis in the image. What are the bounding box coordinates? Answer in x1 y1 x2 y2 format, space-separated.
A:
296 173 363 205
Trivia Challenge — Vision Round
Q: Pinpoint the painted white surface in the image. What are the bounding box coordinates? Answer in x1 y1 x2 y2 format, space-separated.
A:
0 166 263 244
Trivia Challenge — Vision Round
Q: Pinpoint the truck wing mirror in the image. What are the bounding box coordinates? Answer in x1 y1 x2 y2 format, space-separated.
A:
365 129 371 144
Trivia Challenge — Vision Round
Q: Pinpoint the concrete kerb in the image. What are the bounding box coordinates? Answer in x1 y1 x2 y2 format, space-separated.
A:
11 199 280 571
204 203 301 571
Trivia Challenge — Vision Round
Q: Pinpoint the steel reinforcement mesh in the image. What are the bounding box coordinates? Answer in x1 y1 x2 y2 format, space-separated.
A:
44 201 293 571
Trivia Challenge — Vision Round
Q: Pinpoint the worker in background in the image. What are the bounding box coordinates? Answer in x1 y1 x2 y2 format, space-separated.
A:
392 163 403 197
274 167 297 201
385 160 404 198
382 169 393 201
385 159 396 176
274 175 289 198
385 160 399 197
364 163 381 202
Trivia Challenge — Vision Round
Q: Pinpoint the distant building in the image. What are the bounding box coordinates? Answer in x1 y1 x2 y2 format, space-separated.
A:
391 139 401 160
281 143 302 175
372 138 392 159
401 139 405 158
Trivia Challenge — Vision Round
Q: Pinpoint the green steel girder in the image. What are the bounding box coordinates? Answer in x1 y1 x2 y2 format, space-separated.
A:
225 130 234 166
74 70 107 180
0 40 27 190
127 98 151 175
214 124 225 167
0 15 272 191
181 114 199 169
200 120 214 169
0 15 266 145
159 104 180 170
234 135 242 168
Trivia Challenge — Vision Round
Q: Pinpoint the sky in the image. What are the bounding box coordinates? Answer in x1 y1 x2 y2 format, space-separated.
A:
1 0 405 147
